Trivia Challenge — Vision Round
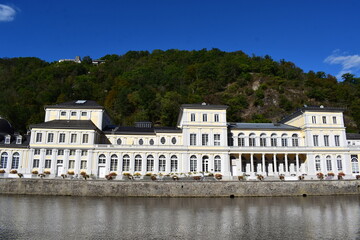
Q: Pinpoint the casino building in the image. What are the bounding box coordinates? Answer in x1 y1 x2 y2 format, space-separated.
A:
0 100 359 180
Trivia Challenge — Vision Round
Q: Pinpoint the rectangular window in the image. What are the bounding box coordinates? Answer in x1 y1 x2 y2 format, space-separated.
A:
333 116 337 124
110 158 118 171
70 150 75 156
58 150 64 155
191 113 195 122
322 116 327 124
57 160 63 164
34 149 40 155
82 134 89 143
249 137 255 147
190 134 196 146
202 134 209 146
36 133 42 142
46 149 52 155
81 150 87 156
47 133 54 143
203 114 207 122
159 158 166 172
214 134 221 146
214 114 219 122
80 160 87 169
324 135 329 146
71 112 77 116
326 158 332 171
135 158 142 172
315 158 321 171
60 111 66 116
81 112 87 117
70 134 77 143
313 135 319 146
44 159 51 168
171 157 178 172
260 137 266 147
68 160 75 169
147 158 154 171
214 158 221 172
312 116 316 124
335 135 340 146
190 158 197 172
59 133 65 143
123 158 130 171
33 159 39 168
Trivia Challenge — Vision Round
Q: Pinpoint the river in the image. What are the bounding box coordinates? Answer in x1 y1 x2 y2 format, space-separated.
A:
0 195 359 239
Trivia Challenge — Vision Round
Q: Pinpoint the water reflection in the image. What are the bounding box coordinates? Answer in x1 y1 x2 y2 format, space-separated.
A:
0 195 359 239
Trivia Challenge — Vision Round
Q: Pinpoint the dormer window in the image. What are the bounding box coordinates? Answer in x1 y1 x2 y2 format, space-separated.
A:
61 111 66 116
5 135 10 144
16 136 22 144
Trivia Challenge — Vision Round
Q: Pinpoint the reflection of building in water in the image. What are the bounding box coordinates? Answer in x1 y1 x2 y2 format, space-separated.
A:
0 100 359 180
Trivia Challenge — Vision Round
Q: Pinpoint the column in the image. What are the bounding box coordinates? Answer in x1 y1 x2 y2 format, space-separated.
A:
239 153 243 175
38 149 45 173
250 153 254 176
285 154 289 176
262 154 266 175
296 154 299 176
332 154 337 174
154 153 159 173
197 154 202 173
50 149 57 176
28 149 35 173
273 154 277 175
63 149 70 175
118 153 122 174
209 155 214 174
74 150 81 175
87 150 94 175
129 153 134 174
141 153 146 175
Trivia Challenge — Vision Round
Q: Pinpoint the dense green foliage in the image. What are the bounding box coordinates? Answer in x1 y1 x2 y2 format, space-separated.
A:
1 49 360 133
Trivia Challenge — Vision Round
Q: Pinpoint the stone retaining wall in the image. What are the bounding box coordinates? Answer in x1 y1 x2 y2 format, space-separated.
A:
0 178 359 197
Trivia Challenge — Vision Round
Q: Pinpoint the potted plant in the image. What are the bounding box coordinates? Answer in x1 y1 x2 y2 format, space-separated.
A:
317 172 324 180
0 169 5 175
257 174 264 181
327 172 335 179
151 174 157 181
193 176 201 181
238 175 246 181
172 175 179 181
38 173 45 179
133 172 142 180
67 170 75 176
298 175 304 181
17 173 23 178
44 170 51 175
123 172 133 180
337 172 345 180
279 174 285 181
61 174 67 179
10 169 17 174
356 175 360 180
215 173 222 180
80 171 89 180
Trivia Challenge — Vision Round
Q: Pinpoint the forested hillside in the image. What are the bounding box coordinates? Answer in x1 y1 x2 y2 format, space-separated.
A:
1 49 360 133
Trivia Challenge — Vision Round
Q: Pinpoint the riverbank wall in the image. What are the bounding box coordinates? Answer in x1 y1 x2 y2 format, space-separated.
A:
1 178 360 197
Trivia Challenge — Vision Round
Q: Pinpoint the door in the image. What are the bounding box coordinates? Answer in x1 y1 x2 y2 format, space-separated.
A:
98 166 106 178
56 165 64 176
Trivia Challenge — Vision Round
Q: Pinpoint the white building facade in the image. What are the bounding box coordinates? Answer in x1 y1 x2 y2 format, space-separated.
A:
0 100 359 180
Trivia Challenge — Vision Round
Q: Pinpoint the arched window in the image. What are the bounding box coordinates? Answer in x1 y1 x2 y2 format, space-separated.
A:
159 155 166 171
190 155 197 172
292 134 299 147
351 156 359 174
122 154 130 171
98 154 106 164
281 134 288 147
135 155 142 172
238 133 245 147
214 155 221 172
147 155 154 172
271 134 277 147
337 155 343 171
0 152 8 169
315 155 321 172
260 133 266 147
202 156 209 172
249 133 256 147
110 154 118 171
11 152 20 169
326 155 332 172
171 155 178 172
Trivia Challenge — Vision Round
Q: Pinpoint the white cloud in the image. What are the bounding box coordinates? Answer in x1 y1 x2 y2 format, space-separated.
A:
0 4 17 22
324 50 360 79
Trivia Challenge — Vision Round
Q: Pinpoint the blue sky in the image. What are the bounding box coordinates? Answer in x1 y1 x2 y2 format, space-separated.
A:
1 0 360 79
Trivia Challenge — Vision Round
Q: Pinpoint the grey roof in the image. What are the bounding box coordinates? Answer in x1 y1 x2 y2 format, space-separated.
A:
45 100 103 109
104 126 182 135
30 120 99 130
180 103 228 110
229 123 300 130
0 134 30 148
279 106 345 123
346 133 360 140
